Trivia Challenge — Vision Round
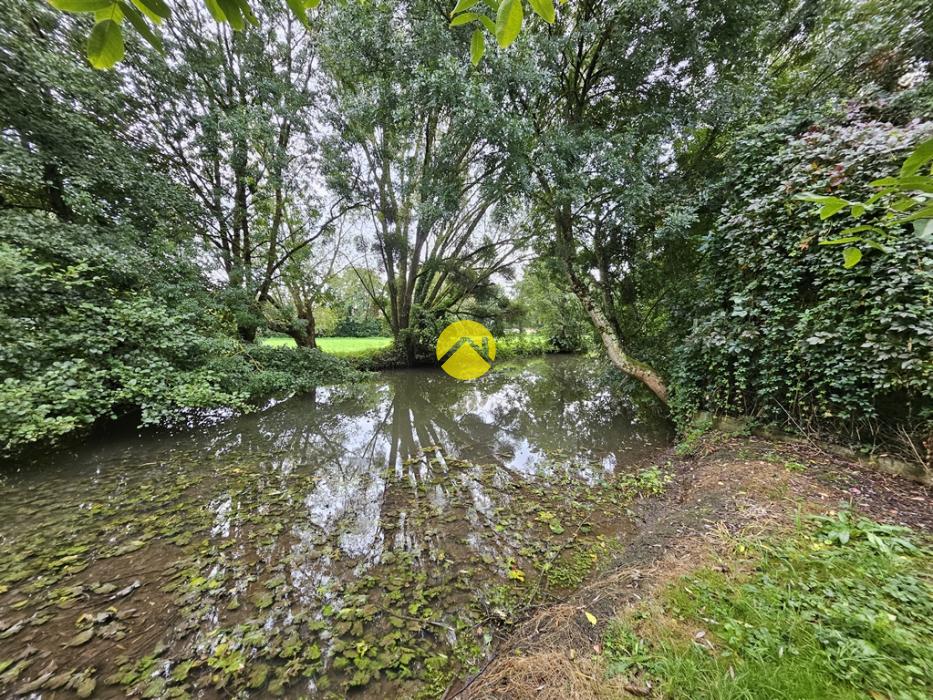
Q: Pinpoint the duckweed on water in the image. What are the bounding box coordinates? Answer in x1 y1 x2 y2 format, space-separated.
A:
0 356 672 697
0 450 670 697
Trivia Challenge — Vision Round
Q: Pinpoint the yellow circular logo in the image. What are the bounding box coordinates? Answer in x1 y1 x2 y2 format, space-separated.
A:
436 320 496 380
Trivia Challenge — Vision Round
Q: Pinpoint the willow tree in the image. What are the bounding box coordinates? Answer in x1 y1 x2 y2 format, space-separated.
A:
319 0 527 364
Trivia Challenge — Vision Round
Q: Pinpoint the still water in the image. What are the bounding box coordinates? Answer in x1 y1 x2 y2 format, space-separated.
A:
0 355 671 698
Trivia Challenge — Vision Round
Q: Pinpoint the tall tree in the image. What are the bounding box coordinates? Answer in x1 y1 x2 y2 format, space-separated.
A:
319 0 527 364
497 0 790 404
130 0 347 341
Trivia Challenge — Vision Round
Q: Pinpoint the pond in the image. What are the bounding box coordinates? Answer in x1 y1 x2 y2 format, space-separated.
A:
0 355 672 699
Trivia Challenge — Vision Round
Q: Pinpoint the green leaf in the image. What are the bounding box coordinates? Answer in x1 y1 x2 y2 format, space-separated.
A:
900 137 933 177
450 12 478 27
50 0 112 10
862 239 891 253
233 0 258 26
95 3 123 22
305 0 321 8
871 175 933 193
818 236 862 246
216 0 244 30
87 19 125 69
818 198 849 219
584 611 597 625
527 0 555 23
477 14 496 33
890 197 920 212
130 0 164 23
120 2 163 52
204 0 227 22
894 205 933 224
838 225 885 236
451 0 480 16
495 0 523 48
470 28 485 66
795 193 839 203
286 0 308 26
133 0 169 19
842 247 862 269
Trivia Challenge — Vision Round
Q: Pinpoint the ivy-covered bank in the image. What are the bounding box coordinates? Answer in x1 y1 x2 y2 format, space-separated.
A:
671 97 933 459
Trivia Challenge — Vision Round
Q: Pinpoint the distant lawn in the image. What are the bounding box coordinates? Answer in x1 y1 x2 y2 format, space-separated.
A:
261 335 392 355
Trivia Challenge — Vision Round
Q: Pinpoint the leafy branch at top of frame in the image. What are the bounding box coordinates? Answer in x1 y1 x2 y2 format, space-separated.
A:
48 0 322 69
48 0 567 70
797 136 933 268
449 0 565 67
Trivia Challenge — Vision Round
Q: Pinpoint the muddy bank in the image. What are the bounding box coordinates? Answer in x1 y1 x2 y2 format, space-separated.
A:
455 434 933 700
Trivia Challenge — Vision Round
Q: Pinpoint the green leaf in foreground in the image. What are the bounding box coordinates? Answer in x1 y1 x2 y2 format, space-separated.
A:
133 0 169 19
450 12 478 27
470 28 485 66
495 0 523 48
842 247 862 268
87 19 124 69
451 0 480 16
900 136 933 177
528 0 556 23
120 2 163 52
49 0 113 12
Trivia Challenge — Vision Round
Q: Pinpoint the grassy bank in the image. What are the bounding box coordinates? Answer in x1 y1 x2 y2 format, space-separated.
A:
602 513 931 699
261 333 559 366
461 435 933 700
260 335 392 354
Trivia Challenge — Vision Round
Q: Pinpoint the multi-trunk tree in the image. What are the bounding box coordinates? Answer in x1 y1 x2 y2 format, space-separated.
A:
130 0 351 341
319 0 528 364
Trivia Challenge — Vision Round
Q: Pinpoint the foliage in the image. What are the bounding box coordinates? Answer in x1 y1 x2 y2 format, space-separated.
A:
603 512 933 699
322 271 389 337
0 2 360 452
449 0 562 65
515 260 591 352
798 136 933 268
494 0 790 404
319 0 527 363
48 0 324 68
0 208 361 452
671 102 933 451
129 0 337 343
673 415 714 457
48 0 564 69
495 332 554 360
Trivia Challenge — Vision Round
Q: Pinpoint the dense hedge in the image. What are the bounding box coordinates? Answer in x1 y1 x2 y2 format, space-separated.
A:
0 212 362 453
672 104 933 452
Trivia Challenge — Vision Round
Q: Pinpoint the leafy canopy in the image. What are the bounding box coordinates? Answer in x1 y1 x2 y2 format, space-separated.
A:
48 0 564 68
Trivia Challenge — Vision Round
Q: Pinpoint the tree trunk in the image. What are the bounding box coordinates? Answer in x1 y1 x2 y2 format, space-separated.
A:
286 306 317 349
239 322 258 344
555 211 669 405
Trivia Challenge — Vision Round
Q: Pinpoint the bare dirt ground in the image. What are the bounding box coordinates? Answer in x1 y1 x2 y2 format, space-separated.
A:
450 434 933 700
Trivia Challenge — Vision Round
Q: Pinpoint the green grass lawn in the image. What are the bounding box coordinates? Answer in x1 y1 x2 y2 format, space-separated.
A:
261 335 392 355
602 510 933 699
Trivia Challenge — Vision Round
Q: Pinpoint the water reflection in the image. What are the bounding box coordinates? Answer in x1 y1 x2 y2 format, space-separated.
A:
0 356 671 698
